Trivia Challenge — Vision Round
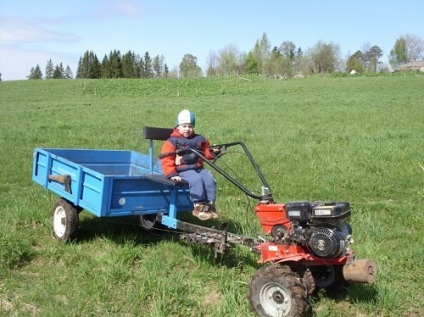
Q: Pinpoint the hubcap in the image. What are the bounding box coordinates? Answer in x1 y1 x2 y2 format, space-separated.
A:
53 206 66 237
260 282 291 316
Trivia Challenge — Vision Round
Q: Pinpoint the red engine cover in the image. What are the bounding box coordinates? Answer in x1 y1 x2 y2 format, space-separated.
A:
255 203 291 235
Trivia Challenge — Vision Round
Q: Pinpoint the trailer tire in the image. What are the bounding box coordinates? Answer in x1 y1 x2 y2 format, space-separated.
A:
248 264 312 317
52 198 79 242
139 214 161 232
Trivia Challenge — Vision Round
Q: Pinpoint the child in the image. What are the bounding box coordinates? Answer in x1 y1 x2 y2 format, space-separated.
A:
160 109 219 221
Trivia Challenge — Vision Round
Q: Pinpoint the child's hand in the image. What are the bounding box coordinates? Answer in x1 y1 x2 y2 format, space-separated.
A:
211 145 221 155
171 176 182 182
211 145 226 157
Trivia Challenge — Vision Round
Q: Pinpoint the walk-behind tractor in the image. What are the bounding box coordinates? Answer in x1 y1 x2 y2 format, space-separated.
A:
32 126 377 317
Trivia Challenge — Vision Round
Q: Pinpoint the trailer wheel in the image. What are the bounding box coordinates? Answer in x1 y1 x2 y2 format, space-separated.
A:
139 214 160 232
248 265 312 317
52 198 79 242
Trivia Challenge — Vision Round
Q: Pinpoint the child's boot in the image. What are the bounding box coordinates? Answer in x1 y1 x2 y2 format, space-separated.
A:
206 202 220 219
192 203 212 221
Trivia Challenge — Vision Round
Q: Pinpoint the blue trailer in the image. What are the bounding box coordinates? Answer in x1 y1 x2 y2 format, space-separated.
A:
32 126 259 248
32 127 198 241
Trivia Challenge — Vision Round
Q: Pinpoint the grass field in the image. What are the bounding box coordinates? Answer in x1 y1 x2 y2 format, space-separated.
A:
0 74 423 316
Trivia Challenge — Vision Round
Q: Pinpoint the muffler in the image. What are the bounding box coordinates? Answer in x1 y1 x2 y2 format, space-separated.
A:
343 258 377 283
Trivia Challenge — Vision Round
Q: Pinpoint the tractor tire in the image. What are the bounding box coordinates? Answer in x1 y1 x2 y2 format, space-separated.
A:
310 265 349 290
139 214 161 232
52 198 79 242
294 267 316 295
248 264 312 317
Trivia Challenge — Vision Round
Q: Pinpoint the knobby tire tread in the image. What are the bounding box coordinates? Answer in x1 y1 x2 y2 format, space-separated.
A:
248 264 312 317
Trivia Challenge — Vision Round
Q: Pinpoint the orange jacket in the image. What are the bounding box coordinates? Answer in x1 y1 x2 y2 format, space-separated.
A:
160 128 215 178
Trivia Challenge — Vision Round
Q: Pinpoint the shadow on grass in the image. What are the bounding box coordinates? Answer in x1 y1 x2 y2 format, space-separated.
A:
75 211 260 269
76 214 179 245
175 211 261 268
312 283 379 306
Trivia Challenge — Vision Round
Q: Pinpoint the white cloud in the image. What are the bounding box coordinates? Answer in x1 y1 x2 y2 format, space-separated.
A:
0 16 79 46
0 15 80 80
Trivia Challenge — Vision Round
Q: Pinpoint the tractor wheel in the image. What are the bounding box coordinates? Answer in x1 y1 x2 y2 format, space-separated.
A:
310 265 336 288
294 267 316 295
139 214 160 232
52 198 79 242
248 264 312 317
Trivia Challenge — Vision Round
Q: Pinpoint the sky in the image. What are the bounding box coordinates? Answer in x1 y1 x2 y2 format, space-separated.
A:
0 0 423 81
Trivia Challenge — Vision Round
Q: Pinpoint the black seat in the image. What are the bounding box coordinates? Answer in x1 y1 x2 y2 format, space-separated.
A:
144 126 173 141
143 126 187 186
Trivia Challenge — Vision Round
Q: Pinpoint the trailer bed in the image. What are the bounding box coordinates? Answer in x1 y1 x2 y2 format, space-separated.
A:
32 148 192 217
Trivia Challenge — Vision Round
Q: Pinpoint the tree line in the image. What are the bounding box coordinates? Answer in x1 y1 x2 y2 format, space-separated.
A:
26 32 424 80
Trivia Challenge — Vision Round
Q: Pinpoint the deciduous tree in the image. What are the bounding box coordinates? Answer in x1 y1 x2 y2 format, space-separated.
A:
309 41 340 73
251 33 271 75
389 33 424 67
217 44 242 76
367 45 383 73
346 50 365 73
206 50 219 77
179 54 201 78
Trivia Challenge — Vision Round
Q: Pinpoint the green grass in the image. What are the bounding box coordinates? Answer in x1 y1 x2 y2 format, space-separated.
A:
0 74 423 316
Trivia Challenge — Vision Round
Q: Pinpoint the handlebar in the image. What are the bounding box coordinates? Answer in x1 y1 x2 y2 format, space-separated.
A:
158 142 273 201
158 145 225 160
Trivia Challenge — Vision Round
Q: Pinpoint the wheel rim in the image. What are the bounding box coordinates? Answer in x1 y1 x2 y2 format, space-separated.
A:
53 206 66 237
140 214 158 230
259 281 292 316
313 266 336 288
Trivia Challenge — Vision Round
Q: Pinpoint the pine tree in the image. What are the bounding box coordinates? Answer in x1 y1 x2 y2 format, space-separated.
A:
90 54 101 78
76 58 83 78
164 64 169 78
143 51 153 78
76 51 101 78
245 51 258 74
53 63 65 79
45 59 54 79
152 55 162 78
28 64 43 79
64 65 73 79
109 50 123 78
138 56 145 78
101 54 111 78
122 50 137 78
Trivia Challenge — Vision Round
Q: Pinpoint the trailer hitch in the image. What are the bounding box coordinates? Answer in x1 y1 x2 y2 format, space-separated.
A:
177 220 260 255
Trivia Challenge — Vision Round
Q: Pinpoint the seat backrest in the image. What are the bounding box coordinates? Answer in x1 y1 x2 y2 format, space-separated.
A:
143 126 173 173
144 126 173 141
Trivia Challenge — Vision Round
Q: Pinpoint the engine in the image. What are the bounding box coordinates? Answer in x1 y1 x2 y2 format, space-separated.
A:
279 201 353 258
